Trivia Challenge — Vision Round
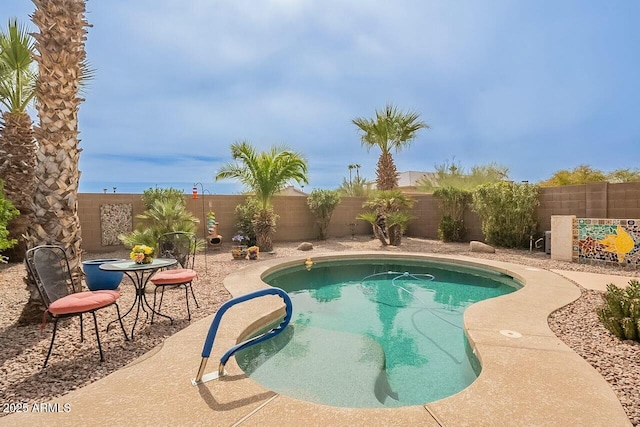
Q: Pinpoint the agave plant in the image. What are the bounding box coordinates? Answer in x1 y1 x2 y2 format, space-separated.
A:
598 279 640 342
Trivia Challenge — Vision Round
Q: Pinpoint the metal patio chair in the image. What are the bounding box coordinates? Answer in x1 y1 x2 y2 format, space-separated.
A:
150 232 199 321
25 245 129 368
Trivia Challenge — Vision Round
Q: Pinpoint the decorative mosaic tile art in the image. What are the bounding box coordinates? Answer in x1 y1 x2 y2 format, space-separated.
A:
572 218 640 266
100 203 132 246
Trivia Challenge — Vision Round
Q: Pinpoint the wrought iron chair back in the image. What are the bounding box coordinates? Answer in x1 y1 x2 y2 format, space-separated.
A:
24 245 128 367
26 245 78 308
157 232 196 269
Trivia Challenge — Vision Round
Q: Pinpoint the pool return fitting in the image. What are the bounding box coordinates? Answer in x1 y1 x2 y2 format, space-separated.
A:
192 287 292 385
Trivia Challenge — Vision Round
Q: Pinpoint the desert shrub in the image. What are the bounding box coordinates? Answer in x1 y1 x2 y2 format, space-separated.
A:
598 280 640 342
337 175 373 197
307 189 341 240
471 182 539 248
234 197 260 246
417 160 509 192
0 182 19 262
438 215 464 242
433 186 471 242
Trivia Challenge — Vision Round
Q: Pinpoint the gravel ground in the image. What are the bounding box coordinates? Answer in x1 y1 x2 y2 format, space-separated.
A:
1 237 638 424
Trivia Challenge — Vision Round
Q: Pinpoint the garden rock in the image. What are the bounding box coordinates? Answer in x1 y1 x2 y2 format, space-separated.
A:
297 242 314 251
470 241 495 253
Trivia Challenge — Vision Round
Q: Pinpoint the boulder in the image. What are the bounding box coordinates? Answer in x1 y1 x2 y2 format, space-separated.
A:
297 242 314 251
470 241 495 253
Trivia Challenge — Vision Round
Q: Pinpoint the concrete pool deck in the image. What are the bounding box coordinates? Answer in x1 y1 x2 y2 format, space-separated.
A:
2 253 632 426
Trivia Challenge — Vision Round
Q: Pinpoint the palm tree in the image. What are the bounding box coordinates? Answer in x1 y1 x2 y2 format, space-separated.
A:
19 0 90 324
119 198 199 250
0 18 37 262
358 190 415 246
352 104 428 190
215 141 308 251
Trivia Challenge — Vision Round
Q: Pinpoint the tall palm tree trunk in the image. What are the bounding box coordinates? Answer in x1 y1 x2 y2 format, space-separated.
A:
19 0 89 324
376 151 398 191
253 209 277 252
0 111 36 261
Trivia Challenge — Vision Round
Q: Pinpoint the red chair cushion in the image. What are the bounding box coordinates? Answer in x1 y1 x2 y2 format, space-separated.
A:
151 268 197 285
48 290 120 315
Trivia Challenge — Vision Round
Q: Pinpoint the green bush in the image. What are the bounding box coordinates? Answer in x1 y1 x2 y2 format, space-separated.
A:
0 182 19 262
438 215 465 242
119 198 198 250
234 197 260 246
307 189 341 240
598 280 640 342
358 190 414 246
471 182 539 248
141 187 185 209
433 187 471 242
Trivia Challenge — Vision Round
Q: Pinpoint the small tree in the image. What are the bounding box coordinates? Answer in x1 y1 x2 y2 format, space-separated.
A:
607 168 640 183
141 187 186 209
234 197 260 246
358 190 414 246
337 175 373 197
215 141 308 252
540 164 640 186
417 160 509 192
433 187 471 242
0 181 19 262
307 189 341 240
471 182 539 248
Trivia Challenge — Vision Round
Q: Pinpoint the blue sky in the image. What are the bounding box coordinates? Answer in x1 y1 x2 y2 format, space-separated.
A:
3 1 640 194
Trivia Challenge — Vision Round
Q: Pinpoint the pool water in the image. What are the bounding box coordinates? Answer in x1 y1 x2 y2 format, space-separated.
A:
236 259 520 408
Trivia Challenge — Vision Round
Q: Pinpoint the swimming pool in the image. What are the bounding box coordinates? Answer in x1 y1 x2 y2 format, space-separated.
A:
235 258 521 408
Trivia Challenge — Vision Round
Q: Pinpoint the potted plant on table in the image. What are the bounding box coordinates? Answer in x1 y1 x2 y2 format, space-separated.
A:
130 244 154 264
231 234 248 260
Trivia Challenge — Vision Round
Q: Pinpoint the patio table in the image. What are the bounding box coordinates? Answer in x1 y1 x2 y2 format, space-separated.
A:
100 258 177 339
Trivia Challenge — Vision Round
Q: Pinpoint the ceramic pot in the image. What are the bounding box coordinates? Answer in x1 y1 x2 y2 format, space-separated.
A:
82 259 124 290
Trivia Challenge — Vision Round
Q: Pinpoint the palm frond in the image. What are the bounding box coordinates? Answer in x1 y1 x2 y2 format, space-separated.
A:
0 18 36 113
216 141 308 209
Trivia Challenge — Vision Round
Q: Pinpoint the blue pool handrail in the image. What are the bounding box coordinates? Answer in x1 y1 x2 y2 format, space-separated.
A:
192 287 292 385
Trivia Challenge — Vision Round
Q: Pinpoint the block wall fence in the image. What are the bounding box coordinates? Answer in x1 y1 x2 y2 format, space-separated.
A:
78 182 640 252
